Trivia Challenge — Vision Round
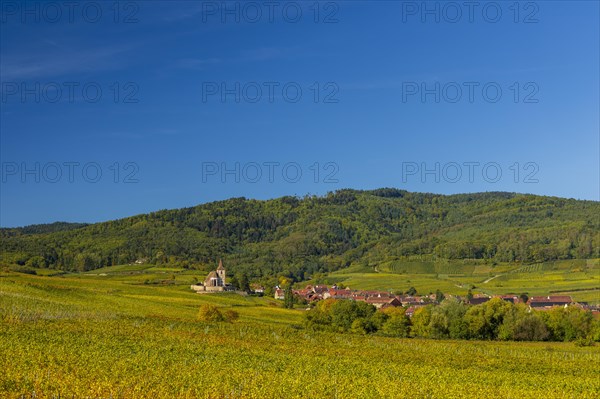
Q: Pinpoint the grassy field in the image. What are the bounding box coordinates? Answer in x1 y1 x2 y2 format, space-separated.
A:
323 259 600 304
1 268 599 398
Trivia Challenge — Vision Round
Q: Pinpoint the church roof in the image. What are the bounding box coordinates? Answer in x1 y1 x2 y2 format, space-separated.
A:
217 259 225 270
206 271 218 279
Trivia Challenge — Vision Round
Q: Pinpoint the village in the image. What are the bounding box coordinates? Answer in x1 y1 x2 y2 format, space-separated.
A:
273 284 600 317
191 260 599 317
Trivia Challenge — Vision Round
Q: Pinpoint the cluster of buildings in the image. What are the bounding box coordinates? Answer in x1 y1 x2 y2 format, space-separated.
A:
468 294 597 310
274 284 598 317
278 285 405 309
275 284 449 314
191 261 598 317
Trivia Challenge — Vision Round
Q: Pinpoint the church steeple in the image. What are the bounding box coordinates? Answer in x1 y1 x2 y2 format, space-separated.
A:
216 259 225 284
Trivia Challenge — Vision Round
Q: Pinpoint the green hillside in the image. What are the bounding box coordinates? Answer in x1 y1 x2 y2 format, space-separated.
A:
1 189 598 288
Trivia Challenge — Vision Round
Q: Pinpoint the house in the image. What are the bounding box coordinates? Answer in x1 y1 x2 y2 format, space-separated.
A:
469 294 491 305
364 290 393 298
405 306 417 317
323 288 352 299
250 283 265 294
401 296 425 306
293 288 322 302
313 285 329 294
190 259 232 293
366 297 402 309
528 295 572 308
274 287 285 300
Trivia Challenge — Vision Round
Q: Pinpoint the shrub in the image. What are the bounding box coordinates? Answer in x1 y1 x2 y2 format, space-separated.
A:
198 305 239 323
574 337 595 347
198 304 225 322
9 265 37 275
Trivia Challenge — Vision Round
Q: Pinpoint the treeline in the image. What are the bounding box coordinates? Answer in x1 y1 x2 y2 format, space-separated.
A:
1 189 598 280
2 222 88 235
305 298 600 344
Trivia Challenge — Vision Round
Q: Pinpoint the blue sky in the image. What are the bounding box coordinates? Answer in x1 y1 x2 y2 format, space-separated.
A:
1 0 598 227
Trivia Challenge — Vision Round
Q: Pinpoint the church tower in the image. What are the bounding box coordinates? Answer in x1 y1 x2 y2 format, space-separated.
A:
216 259 226 285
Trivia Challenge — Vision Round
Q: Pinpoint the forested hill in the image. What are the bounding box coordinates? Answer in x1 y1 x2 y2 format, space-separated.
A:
4 222 89 235
1 189 598 281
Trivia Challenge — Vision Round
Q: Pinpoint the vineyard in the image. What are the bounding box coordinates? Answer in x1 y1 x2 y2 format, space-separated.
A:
328 259 600 303
1 271 599 398
379 259 593 276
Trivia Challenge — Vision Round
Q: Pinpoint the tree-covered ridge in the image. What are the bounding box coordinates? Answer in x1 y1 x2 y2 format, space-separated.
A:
1 189 598 281
2 222 89 235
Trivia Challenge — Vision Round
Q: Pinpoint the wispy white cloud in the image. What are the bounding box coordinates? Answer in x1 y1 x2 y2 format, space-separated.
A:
1 42 133 81
169 46 307 72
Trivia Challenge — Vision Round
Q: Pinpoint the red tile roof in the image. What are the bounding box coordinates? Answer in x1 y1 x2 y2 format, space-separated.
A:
529 296 572 303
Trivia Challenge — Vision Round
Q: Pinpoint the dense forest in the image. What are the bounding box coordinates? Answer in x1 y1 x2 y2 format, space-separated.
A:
1 189 598 282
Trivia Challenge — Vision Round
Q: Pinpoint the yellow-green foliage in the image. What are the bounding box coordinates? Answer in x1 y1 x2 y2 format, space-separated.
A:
1 272 599 398
197 304 239 323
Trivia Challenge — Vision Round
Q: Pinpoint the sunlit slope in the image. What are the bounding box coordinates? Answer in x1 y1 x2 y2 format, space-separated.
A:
1 271 599 398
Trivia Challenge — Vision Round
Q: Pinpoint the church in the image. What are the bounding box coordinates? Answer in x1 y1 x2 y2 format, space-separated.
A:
190 259 232 293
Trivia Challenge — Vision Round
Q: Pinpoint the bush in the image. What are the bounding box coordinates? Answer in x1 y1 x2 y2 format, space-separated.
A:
9 265 37 275
198 304 224 322
198 304 239 323
574 337 595 347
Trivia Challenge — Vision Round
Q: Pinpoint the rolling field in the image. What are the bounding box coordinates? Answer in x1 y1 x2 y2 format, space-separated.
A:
327 259 600 303
1 269 600 398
